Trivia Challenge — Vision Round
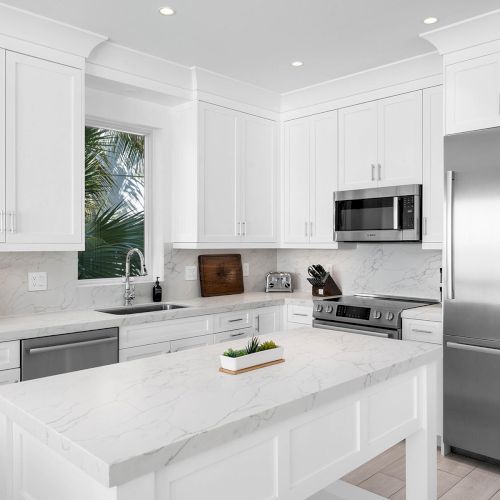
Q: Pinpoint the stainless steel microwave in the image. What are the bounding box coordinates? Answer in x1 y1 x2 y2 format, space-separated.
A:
334 184 421 242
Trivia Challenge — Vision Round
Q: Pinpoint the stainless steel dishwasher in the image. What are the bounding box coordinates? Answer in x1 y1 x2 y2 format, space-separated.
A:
21 328 119 381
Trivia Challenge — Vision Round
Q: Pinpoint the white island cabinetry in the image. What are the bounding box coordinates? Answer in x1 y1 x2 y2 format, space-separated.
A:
0 329 441 500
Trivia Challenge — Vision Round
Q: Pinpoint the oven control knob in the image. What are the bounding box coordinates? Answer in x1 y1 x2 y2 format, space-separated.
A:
373 310 382 319
386 312 394 321
315 304 323 312
326 305 333 313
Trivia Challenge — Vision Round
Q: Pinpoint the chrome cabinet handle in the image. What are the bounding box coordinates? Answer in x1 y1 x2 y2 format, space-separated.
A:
378 163 382 181
242 221 246 236
228 318 244 323
237 222 241 236
371 164 375 181
412 329 433 334
393 196 400 230
423 217 428 236
26 337 116 355
293 313 308 317
305 222 308 237
446 171 455 299
255 316 260 333
230 331 246 337
447 342 500 356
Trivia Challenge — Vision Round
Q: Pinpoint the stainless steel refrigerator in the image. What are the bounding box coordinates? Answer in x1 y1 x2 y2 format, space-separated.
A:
444 127 500 460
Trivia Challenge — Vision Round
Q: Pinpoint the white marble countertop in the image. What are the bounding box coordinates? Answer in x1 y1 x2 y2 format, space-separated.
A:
0 327 441 487
401 303 442 322
0 292 322 342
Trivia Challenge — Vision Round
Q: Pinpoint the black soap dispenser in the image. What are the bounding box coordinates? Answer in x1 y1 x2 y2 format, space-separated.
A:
153 277 162 302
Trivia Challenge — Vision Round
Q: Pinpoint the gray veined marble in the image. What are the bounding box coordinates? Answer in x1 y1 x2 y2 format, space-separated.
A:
0 328 441 487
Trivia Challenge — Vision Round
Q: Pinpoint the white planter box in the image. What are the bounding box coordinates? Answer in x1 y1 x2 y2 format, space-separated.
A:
220 346 284 372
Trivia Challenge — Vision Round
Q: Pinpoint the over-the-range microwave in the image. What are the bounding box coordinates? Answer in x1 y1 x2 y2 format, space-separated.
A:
334 184 421 242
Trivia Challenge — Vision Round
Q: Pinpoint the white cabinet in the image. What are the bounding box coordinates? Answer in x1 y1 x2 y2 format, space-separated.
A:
339 91 423 190
214 310 253 333
422 86 444 248
445 53 500 134
172 102 278 247
286 304 313 328
2 51 83 250
283 110 338 246
119 341 171 362
253 306 282 335
171 334 214 352
0 341 20 371
213 328 253 344
0 368 20 385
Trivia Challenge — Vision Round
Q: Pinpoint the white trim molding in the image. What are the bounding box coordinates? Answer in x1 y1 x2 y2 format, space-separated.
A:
421 9 500 55
0 2 106 58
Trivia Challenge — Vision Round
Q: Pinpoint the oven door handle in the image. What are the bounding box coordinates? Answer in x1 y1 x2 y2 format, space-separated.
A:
313 320 394 338
393 196 400 230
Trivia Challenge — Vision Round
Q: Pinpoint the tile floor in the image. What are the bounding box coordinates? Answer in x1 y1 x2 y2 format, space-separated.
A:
342 442 500 499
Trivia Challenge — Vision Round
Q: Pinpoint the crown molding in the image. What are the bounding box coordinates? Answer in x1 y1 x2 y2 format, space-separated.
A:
420 9 500 55
0 2 106 58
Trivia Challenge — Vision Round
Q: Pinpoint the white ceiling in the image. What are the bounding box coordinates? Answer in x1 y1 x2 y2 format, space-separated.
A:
3 0 500 93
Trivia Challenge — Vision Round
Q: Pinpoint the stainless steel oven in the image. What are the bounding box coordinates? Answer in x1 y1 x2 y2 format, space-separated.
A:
334 184 421 242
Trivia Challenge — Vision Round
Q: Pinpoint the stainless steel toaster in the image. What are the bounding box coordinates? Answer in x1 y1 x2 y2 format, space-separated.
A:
265 272 293 292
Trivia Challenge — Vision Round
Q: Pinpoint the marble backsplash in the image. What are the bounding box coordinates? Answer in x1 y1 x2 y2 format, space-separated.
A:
0 244 441 317
277 245 442 300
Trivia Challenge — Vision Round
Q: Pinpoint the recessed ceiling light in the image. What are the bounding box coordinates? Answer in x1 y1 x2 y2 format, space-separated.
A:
291 61 304 67
159 6 176 16
423 17 438 25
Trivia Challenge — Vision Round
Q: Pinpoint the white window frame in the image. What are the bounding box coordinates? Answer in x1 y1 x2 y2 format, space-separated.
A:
78 119 156 286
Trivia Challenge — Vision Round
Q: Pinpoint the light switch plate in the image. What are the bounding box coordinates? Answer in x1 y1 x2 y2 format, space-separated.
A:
185 266 198 281
243 263 250 277
28 272 47 291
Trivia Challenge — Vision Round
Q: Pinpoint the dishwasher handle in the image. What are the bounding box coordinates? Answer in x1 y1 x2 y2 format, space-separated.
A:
25 337 117 355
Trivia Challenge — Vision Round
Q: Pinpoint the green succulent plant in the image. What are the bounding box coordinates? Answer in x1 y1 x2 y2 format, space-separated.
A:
257 340 278 352
222 348 247 358
245 336 260 354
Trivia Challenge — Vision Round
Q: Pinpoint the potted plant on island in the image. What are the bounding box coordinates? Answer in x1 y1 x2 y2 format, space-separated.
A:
219 336 284 373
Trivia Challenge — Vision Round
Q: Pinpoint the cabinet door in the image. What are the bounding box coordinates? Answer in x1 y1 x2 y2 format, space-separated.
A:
0 50 5 244
119 341 171 362
170 334 214 352
240 115 277 242
377 91 423 187
338 101 378 190
213 328 253 344
0 369 20 385
254 306 282 335
5 52 83 246
310 111 338 243
446 54 500 134
283 118 310 243
423 87 444 246
199 103 240 242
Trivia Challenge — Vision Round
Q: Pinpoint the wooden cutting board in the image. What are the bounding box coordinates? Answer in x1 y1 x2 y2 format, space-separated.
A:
198 254 244 297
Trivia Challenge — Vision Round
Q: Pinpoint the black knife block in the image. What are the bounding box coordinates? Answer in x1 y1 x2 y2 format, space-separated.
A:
307 273 342 297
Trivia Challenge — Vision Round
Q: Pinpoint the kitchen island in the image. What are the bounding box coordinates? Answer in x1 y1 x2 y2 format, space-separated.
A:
0 328 440 500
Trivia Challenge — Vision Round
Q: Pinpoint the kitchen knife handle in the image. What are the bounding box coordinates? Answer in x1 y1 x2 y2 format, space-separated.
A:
446 171 455 300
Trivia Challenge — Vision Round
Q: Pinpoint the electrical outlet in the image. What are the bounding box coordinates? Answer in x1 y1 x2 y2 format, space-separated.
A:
28 272 47 291
185 266 198 281
243 263 250 277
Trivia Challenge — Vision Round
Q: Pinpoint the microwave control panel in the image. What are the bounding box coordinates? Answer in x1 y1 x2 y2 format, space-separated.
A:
401 196 415 229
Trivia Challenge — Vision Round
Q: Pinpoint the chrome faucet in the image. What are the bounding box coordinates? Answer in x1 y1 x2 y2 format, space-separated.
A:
124 248 148 306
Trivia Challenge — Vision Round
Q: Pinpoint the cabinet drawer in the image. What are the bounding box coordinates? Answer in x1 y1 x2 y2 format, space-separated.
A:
287 305 313 325
0 368 20 385
171 334 214 352
119 341 171 362
214 310 253 333
120 316 213 348
402 319 443 345
214 328 253 344
0 341 20 370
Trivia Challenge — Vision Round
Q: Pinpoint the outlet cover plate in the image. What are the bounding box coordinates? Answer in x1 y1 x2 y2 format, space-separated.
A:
28 272 47 291
243 263 250 277
185 266 198 281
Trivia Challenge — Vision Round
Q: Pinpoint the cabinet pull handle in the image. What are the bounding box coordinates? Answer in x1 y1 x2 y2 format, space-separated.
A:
293 313 308 317
412 329 433 334
242 221 246 236
371 164 375 181
256 316 260 333
237 222 241 236
228 318 244 323
305 222 308 237
230 331 246 337
378 163 382 181
423 217 428 236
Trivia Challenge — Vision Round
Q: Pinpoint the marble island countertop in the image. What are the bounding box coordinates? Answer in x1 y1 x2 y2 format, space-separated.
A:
0 291 321 342
0 327 441 488
401 303 442 322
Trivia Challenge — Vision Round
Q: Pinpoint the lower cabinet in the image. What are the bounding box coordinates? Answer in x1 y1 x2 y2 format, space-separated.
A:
402 318 443 445
286 304 313 329
171 335 214 352
119 341 171 362
253 306 282 334
0 368 20 385
214 328 253 344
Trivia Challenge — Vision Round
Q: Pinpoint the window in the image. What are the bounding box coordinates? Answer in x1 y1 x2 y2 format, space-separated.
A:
78 126 146 280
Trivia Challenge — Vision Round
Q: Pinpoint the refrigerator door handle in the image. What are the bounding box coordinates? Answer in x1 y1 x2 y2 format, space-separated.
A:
446 170 455 300
447 341 500 356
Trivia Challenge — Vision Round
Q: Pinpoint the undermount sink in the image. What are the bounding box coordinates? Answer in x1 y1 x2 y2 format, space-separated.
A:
98 303 188 315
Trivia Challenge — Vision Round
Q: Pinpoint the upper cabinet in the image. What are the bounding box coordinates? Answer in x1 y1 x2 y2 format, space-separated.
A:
445 53 500 135
283 110 339 247
172 102 278 248
422 86 444 248
339 90 423 191
0 48 83 251
4 51 83 249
